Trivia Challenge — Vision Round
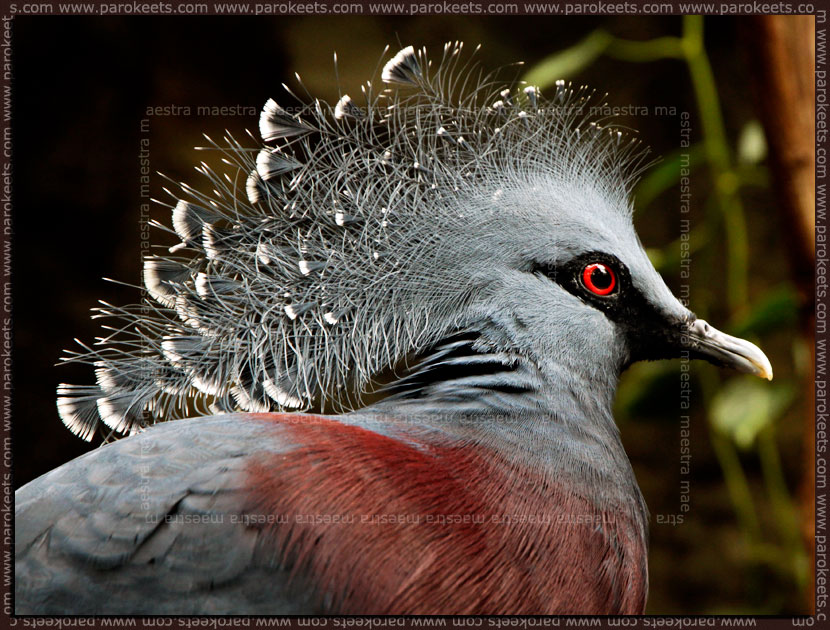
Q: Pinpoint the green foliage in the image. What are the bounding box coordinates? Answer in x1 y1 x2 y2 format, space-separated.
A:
635 145 705 211
732 287 800 338
737 120 769 165
522 31 613 87
710 377 795 449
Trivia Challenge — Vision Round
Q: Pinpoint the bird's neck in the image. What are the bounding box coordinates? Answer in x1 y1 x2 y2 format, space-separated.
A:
369 335 643 517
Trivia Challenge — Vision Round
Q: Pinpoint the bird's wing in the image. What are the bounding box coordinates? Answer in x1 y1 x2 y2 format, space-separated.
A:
15 414 318 615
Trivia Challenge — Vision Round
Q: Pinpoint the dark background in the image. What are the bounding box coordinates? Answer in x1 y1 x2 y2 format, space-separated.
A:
11 16 810 613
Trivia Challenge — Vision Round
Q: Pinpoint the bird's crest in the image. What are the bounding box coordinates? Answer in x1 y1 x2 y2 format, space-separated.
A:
57 42 651 440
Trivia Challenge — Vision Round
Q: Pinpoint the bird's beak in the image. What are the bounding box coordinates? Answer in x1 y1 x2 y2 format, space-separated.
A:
683 319 773 381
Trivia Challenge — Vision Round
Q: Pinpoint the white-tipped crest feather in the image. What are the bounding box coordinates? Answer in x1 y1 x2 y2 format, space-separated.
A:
56 43 650 440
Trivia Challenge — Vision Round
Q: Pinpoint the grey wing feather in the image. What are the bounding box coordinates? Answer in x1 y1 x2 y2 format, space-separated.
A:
15 414 317 615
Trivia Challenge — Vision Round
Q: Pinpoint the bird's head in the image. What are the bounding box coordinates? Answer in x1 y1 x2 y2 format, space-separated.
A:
56 43 771 440
438 174 772 398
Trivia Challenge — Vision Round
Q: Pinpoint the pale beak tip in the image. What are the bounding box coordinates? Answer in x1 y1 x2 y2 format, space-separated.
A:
750 347 774 382
687 318 774 382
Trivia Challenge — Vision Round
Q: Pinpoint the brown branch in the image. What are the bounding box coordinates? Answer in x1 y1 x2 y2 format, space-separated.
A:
742 14 815 614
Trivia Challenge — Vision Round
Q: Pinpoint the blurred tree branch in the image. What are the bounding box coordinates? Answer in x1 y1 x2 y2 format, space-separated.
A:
743 16 816 284
741 14 816 613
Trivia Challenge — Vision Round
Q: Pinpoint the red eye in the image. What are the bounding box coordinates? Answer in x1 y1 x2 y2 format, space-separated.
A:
582 263 616 296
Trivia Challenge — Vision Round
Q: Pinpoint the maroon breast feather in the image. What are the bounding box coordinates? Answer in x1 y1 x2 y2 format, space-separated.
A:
243 413 648 614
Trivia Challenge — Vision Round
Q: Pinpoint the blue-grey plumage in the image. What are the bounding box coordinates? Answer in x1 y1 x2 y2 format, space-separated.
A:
16 416 316 614
16 43 773 614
